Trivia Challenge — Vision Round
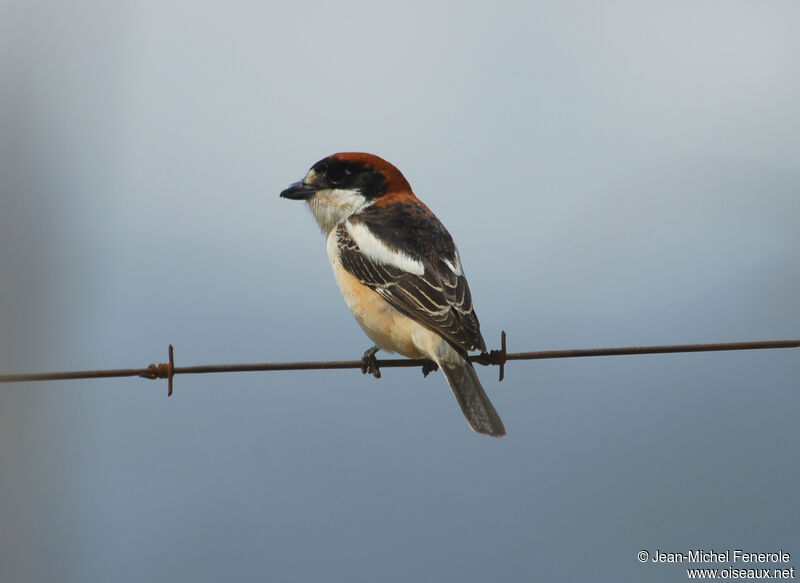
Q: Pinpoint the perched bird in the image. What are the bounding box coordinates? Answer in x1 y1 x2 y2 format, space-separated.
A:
280 153 505 437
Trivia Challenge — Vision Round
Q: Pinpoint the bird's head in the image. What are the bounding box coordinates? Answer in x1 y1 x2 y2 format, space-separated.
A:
280 152 412 233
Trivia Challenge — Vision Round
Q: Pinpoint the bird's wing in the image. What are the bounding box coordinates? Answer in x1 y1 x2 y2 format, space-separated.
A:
336 200 485 353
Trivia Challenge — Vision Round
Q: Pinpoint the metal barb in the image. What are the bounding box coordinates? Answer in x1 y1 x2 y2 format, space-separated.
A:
138 344 174 396
167 345 174 396
498 331 507 381
474 331 508 381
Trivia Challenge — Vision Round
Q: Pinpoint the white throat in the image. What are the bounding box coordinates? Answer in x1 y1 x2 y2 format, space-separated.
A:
308 188 371 234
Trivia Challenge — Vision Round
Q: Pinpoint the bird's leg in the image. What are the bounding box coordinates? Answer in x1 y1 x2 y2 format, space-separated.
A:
421 359 439 378
361 346 382 379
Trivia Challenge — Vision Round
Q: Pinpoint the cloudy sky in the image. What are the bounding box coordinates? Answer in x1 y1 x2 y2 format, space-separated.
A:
1 1 798 581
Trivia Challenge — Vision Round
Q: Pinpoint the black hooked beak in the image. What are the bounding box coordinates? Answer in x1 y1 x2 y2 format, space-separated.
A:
280 181 317 200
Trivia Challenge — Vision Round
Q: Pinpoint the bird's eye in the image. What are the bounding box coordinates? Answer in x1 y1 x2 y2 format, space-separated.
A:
327 165 351 186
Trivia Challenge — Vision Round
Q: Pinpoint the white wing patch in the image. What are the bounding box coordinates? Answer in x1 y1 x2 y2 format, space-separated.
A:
345 221 425 276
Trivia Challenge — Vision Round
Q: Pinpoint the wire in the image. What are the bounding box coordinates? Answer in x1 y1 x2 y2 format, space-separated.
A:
1 336 797 396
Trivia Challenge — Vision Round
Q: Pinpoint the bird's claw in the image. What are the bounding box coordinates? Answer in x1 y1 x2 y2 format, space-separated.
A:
361 346 381 378
421 359 438 377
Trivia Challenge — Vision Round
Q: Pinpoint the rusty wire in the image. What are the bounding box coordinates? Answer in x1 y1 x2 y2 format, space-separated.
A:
0 334 797 396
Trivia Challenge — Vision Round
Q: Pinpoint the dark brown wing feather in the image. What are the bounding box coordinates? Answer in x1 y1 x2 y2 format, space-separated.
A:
336 203 485 354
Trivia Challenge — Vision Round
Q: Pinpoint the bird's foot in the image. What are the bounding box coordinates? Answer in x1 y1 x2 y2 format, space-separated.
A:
421 359 439 377
361 346 381 378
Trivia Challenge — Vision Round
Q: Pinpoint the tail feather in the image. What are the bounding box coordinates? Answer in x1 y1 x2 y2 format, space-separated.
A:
437 352 506 437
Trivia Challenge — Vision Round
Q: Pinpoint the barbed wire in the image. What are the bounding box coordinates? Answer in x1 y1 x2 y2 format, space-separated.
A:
1 334 797 396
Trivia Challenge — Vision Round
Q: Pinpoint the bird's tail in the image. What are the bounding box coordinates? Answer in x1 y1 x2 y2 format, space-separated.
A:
435 344 506 437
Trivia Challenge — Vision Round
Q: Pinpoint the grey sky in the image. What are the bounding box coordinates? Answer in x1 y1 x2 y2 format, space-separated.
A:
2 1 798 581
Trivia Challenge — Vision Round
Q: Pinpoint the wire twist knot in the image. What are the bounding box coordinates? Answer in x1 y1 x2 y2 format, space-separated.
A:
473 331 507 381
138 345 174 395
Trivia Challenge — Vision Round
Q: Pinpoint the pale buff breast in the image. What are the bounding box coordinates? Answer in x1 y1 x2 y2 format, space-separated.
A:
326 231 443 361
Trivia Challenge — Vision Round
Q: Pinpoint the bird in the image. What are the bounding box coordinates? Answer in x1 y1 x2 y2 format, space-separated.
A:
280 153 505 437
